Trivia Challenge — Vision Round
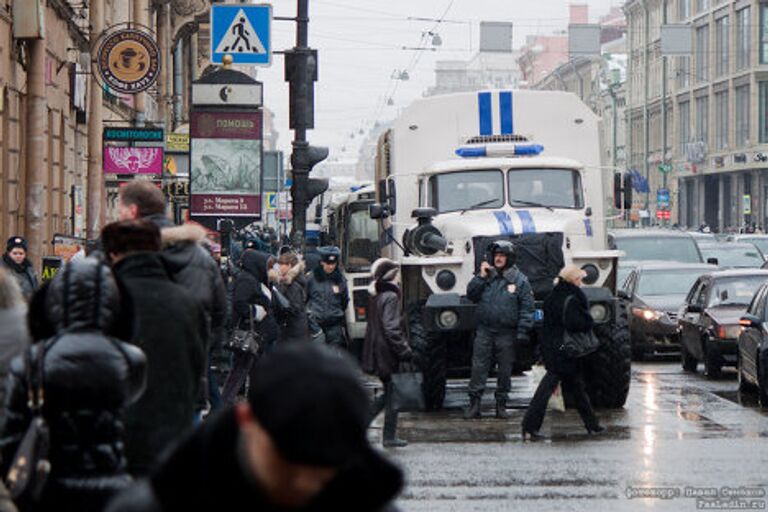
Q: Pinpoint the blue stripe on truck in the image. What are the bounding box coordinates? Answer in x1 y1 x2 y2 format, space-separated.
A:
499 91 513 134
478 92 492 135
517 210 537 233
493 211 515 235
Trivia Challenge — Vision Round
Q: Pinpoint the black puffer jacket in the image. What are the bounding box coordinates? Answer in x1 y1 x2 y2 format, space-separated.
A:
361 281 412 381
276 262 309 343
540 280 594 375
233 251 279 344
466 265 535 337
1 254 38 301
1 258 147 512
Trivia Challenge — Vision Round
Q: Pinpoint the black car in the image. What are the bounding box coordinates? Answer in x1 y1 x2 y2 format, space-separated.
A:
678 270 768 378
698 242 765 269
609 229 704 264
622 262 714 359
736 282 768 405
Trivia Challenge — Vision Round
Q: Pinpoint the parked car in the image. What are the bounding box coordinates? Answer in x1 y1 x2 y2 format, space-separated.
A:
727 234 768 255
609 229 704 264
737 283 768 405
688 231 718 242
678 269 768 378
622 262 715 359
698 242 765 269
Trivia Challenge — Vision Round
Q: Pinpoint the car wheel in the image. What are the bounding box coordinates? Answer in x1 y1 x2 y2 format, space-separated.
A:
681 342 697 373
737 353 754 393
758 361 768 407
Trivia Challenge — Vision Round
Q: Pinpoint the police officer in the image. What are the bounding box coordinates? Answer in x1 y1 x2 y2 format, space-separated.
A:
464 240 534 419
306 246 350 351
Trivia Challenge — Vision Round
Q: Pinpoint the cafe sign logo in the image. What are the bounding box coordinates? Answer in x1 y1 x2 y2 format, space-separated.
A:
97 29 160 94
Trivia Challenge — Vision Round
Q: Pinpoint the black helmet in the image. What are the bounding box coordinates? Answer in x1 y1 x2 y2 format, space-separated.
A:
488 240 516 265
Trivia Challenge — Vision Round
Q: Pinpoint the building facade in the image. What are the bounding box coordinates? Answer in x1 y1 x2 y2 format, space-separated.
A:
626 0 768 231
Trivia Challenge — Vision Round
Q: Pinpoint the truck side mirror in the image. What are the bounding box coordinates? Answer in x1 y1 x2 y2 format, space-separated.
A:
370 203 388 220
622 174 633 210
387 179 397 216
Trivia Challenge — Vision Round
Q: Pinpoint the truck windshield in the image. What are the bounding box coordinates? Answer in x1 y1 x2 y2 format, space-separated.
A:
345 208 379 271
427 170 504 213
508 168 584 209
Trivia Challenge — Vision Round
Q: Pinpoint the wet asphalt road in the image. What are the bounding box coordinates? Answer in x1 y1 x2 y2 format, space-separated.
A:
369 362 768 511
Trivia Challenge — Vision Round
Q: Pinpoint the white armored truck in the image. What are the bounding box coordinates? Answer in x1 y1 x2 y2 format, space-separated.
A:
369 89 631 410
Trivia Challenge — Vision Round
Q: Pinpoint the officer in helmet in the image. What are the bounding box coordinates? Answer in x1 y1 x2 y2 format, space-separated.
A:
464 240 534 419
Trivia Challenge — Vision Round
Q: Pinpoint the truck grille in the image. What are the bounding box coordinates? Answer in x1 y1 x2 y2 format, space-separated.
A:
353 277 371 287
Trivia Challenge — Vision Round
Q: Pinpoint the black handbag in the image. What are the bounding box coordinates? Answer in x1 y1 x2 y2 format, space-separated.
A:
390 363 426 412
225 306 262 356
6 343 51 503
559 295 600 358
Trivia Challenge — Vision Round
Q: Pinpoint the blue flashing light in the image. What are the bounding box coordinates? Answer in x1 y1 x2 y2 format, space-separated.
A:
513 144 544 156
455 146 487 158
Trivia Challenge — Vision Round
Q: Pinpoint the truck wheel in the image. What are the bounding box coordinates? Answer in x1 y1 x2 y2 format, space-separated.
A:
584 304 631 409
407 304 447 410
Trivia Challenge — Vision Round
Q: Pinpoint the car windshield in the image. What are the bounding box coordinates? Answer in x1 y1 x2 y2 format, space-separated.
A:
618 266 635 290
700 245 764 268
708 276 768 307
738 238 768 254
614 237 702 263
345 208 380 271
427 170 504 213
637 269 705 296
507 168 584 209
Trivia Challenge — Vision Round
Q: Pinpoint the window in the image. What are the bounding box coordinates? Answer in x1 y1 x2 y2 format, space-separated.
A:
507 168 584 209
715 16 729 76
677 56 691 88
696 0 708 14
762 4 768 64
678 0 690 20
345 208 380 271
735 85 750 147
696 95 709 145
679 100 691 154
696 24 710 82
427 170 503 213
736 7 751 70
760 82 768 143
715 90 729 150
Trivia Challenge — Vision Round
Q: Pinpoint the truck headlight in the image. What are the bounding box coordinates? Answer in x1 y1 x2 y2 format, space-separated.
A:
436 270 456 291
589 303 609 323
581 264 600 285
437 310 459 329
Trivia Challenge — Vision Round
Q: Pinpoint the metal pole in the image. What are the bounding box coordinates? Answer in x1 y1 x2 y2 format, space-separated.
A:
87 0 104 239
642 0 650 225
156 4 169 130
133 0 146 126
290 0 309 250
661 0 669 226
24 37 47 268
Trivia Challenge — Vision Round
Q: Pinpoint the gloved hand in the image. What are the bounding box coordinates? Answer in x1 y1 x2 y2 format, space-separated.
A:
251 305 267 322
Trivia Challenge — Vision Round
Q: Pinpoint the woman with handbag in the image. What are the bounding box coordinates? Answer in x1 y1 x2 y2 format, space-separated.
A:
0 258 147 512
221 250 279 404
362 259 413 448
521 265 604 440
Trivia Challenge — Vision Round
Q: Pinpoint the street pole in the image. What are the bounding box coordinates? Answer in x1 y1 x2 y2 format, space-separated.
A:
87 0 105 239
289 0 310 250
133 0 146 126
24 37 46 268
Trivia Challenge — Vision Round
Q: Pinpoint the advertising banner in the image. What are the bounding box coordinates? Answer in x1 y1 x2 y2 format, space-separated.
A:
104 146 164 175
190 110 262 217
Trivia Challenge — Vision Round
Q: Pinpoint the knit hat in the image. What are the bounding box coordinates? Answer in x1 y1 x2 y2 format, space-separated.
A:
372 258 399 283
6 236 27 253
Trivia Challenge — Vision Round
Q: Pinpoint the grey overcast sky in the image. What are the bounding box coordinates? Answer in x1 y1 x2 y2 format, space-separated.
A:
247 0 620 161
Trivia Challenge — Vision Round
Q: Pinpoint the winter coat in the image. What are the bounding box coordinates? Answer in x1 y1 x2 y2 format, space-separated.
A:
276 261 310 343
362 281 412 381
147 215 227 355
233 251 279 345
540 280 594 375
105 408 404 512
466 265 535 337
1 258 147 512
1 254 37 301
306 266 349 327
304 247 322 274
0 305 29 416
112 252 206 476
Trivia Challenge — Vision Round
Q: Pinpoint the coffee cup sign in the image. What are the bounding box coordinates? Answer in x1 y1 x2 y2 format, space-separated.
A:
97 29 160 94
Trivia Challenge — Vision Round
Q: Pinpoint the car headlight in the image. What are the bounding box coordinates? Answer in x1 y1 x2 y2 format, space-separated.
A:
437 309 459 329
632 307 661 321
589 303 609 323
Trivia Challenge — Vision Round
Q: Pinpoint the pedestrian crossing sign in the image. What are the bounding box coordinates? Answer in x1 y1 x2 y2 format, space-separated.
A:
266 192 277 211
211 4 272 66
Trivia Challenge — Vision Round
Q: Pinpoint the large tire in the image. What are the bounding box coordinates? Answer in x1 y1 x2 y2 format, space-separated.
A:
407 304 447 410
584 302 632 409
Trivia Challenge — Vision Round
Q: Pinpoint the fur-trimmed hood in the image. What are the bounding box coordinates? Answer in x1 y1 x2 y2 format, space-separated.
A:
160 223 208 248
278 261 306 286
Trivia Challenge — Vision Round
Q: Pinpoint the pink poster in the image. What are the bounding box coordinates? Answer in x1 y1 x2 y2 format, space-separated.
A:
103 147 163 175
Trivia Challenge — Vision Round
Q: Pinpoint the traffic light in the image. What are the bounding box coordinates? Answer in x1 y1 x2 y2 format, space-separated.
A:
285 49 318 130
306 177 329 203
291 143 328 172
613 172 633 210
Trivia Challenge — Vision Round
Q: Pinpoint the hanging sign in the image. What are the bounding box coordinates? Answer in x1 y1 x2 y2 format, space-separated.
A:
97 29 160 94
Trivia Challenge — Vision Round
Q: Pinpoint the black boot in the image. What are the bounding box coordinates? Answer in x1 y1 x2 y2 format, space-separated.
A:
463 397 482 419
495 399 509 419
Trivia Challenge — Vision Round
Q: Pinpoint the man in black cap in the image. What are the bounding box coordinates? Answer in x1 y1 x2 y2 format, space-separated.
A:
106 343 404 512
307 246 350 351
2 236 38 300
